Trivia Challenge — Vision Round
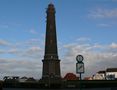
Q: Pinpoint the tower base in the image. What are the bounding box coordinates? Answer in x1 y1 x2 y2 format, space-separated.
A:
40 77 62 88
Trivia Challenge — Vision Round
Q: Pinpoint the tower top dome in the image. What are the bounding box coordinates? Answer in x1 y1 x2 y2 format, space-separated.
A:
48 3 54 8
47 3 55 13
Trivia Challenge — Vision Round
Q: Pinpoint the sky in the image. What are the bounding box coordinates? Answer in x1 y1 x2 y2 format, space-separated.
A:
0 0 117 80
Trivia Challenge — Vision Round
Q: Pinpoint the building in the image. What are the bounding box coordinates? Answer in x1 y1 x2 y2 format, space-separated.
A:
84 77 92 80
106 68 117 80
19 76 28 82
63 73 79 81
3 76 19 82
92 68 117 80
41 3 61 84
26 77 36 82
92 71 106 80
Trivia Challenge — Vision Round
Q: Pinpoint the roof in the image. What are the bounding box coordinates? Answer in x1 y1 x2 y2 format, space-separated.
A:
84 77 92 80
48 3 54 8
64 73 78 80
97 70 106 74
26 77 36 81
106 68 117 72
20 77 28 79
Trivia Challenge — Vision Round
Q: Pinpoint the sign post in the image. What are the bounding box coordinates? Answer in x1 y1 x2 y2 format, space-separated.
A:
76 62 84 80
76 55 85 90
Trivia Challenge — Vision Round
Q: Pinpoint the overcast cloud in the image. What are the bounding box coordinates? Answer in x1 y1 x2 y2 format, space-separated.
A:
61 42 117 77
0 39 117 79
89 8 117 18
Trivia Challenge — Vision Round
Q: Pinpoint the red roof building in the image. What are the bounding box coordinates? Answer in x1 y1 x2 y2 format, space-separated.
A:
84 77 92 80
63 73 79 80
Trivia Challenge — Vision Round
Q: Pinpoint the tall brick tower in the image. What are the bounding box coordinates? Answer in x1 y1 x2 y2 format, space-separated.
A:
42 3 61 84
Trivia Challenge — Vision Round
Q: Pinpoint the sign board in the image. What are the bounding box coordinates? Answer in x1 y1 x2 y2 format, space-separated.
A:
76 55 84 63
76 62 84 73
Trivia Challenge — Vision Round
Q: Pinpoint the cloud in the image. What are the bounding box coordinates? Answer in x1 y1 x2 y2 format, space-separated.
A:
0 39 10 46
7 49 20 54
61 42 117 77
0 58 42 79
29 39 40 42
0 48 22 55
97 23 111 28
29 29 38 34
25 38 40 46
0 38 117 79
88 8 117 18
22 46 43 58
112 0 117 2
5 46 43 59
0 50 6 54
0 39 44 79
76 37 91 43
0 38 44 58
110 42 117 49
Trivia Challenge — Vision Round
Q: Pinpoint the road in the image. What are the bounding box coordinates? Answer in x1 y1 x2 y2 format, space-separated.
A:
3 87 117 90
